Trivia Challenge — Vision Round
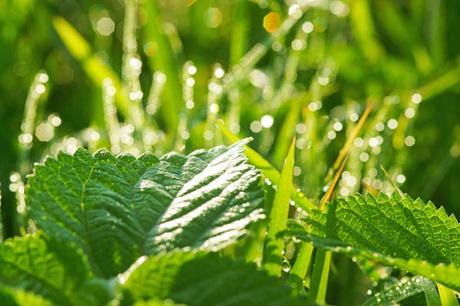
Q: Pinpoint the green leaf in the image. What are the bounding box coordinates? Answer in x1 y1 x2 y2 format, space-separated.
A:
76 278 116 306
0 284 54 306
119 251 309 306
217 121 315 211
263 139 295 276
361 276 441 306
287 193 460 290
272 101 300 168
289 242 314 286
308 249 332 304
0 233 90 305
437 283 460 306
27 140 265 277
133 300 185 306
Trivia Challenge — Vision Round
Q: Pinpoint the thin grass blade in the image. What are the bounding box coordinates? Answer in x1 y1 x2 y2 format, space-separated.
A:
263 139 295 276
437 283 460 306
217 121 315 211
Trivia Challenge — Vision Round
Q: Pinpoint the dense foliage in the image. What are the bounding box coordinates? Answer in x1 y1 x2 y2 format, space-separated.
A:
1 143 459 305
1 0 460 305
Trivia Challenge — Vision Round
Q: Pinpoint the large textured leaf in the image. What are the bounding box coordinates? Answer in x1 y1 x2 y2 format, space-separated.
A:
26 140 264 277
0 233 90 305
287 193 460 290
119 252 309 306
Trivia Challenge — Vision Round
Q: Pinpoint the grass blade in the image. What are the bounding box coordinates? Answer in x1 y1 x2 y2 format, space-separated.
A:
289 242 314 287
308 249 332 304
331 102 373 172
121 0 145 130
263 139 295 276
217 120 315 211
52 17 129 117
272 100 301 168
437 283 459 306
349 0 384 62
143 0 183 133
17 71 49 174
311 140 352 302
417 59 460 100
320 153 349 210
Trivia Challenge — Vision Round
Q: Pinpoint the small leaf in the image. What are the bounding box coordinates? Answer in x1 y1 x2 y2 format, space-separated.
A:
119 251 310 306
27 141 265 277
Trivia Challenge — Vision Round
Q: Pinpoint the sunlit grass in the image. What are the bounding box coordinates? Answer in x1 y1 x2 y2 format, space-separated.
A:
1 0 460 304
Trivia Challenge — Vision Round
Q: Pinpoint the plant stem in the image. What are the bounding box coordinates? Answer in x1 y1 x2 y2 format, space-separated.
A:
289 242 314 287
308 249 331 304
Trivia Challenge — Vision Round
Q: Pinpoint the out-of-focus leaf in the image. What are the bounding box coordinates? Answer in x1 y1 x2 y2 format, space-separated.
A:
0 283 54 306
119 251 310 306
142 0 183 132
272 101 300 168
0 234 90 305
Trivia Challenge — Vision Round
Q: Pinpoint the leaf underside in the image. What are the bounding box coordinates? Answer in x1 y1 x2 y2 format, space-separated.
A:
26 140 265 277
288 193 460 291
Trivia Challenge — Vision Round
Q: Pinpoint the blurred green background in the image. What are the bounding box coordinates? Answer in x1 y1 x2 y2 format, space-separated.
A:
1 0 460 246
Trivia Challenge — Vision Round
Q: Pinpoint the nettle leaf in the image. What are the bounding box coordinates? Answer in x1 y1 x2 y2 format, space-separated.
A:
0 283 54 306
0 233 90 305
361 276 441 306
287 193 460 290
26 140 265 277
119 252 309 306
